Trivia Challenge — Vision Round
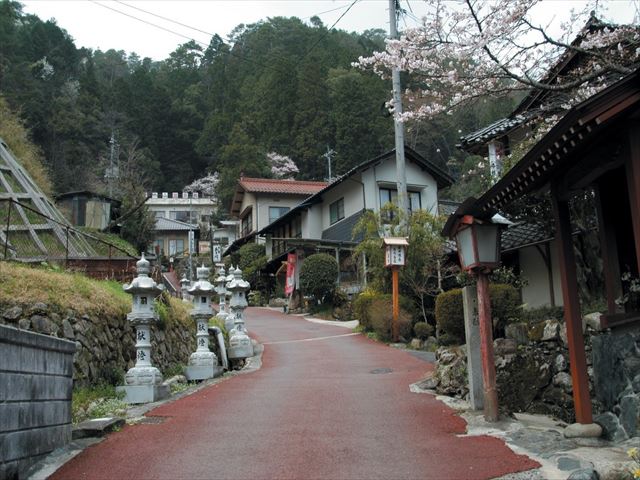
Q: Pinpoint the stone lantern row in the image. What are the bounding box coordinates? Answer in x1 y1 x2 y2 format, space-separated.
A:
117 255 253 404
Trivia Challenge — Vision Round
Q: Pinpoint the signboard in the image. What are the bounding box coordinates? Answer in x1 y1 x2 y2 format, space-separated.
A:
385 245 406 267
213 244 222 263
285 253 297 296
199 241 211 254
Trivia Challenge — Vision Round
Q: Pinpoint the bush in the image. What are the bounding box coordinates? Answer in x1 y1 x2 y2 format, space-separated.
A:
520 305 564 324
435 284 522 344
299 253 338 304
490 283 522 335
413 322 434 340
353 290 416 330
368 297 412 342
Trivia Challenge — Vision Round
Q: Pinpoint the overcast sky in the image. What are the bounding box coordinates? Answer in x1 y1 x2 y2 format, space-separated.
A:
21 1 637 61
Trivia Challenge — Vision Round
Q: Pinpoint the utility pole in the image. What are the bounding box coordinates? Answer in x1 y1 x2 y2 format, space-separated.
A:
322 146 336 182
107 129 116 197
389 0 409 225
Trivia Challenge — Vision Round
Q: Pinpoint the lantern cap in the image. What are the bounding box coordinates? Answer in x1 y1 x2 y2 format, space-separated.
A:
382 237 409 247
136 252 151 275
441 197 513 238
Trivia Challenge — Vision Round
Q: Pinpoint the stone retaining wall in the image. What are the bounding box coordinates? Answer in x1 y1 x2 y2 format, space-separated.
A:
431 318 640 441
0 301 197 387
0 324 76 479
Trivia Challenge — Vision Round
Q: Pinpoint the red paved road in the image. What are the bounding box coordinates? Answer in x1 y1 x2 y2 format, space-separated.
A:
52 308 538 480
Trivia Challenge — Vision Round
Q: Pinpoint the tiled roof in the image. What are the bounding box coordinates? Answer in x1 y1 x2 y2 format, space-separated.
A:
239 177 328 195
154 217 198 231
458 113 534 153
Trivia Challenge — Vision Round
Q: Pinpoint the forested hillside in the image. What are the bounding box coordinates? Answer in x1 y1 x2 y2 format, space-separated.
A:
0 0 513 210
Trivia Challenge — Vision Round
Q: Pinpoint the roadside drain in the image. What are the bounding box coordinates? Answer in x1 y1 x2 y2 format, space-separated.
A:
370 368 393 374
138 416 167 424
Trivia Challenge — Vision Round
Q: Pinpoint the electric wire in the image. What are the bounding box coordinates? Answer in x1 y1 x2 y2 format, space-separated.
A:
89 0 331 93
90 0 364 100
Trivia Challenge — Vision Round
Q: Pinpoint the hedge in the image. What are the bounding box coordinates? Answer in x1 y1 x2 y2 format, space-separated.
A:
354 290 416 331
435 283 521 344
299 253 338 304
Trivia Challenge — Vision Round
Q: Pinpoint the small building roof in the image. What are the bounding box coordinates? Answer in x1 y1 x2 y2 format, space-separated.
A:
230 177 328 217
55 190 121 206
154 217 199 232
239 177 328 195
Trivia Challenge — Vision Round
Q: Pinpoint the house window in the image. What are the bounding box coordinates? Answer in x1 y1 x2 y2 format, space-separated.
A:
269 206 290 224
169 239 185 256
153 239 164 255
330 198 345 225
240 215 253 238
170 211 192 223
154 211 165 219
379 188 422 213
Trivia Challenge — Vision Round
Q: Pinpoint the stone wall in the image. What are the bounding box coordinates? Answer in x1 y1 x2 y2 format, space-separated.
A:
591 327 640 441
431 317 640 440
0 324 76 479
0 301 197 387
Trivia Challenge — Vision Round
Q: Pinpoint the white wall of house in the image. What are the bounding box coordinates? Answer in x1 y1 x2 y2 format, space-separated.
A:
302 207 323 239
256 195 308 231
360 159 439 215
320 179 365 231
518 240 564 308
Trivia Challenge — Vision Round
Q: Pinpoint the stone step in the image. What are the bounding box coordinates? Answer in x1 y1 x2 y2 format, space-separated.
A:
72 417 125 439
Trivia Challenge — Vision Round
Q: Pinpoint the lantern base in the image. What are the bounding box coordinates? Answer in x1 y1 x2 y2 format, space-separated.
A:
228 333 253 359
124 366 163 386
184 365 223 381
116 384 170 404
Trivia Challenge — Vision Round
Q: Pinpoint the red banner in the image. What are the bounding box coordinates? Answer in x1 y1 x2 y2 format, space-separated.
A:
285 253 296 296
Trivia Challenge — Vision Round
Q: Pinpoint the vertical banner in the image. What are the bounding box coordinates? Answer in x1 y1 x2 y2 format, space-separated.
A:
285 253 297 296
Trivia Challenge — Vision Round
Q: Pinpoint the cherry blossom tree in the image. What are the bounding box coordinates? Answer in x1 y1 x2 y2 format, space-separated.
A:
267 152 299 179
356 0 640 122
183 172 220 200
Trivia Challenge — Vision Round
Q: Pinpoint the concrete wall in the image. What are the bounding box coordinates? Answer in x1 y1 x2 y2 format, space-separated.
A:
519 240 564 308
360 158 439 215
320 180 365 231
256 194 309 232
0 324 76 479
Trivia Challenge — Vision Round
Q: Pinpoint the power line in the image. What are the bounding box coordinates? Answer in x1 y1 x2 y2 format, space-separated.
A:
298 0 360 62
89 1 209 47
114 0 215 39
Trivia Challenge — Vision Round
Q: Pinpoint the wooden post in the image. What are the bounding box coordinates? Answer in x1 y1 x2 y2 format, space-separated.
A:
476 271 499 422
392 266 399 342
551 188 593 424
594 181 623 315
626 121 640 275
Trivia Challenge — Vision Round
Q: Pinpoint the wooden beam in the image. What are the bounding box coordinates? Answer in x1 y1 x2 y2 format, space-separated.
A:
626 121 640 275
551 185 592 424
594 181 623 315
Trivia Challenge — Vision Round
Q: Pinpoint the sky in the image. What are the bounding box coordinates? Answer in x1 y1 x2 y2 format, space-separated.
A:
21 0 638 61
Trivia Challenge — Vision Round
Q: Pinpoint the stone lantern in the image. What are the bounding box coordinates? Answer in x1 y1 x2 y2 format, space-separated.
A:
180 274 190 300
223 266 236 332
226 266 253 359
185 265 221 380
117 253 169 404
214 266 229 323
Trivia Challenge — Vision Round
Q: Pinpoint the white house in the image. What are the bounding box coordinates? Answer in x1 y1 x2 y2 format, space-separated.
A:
258 147 453 290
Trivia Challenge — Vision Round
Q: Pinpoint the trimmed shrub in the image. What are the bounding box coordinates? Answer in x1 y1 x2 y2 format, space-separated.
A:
354 290 416 330
435 284 521 344
299 253 338 304
435 288 465 343
490 283 522 335
413 322 434 340
368 297 412 342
